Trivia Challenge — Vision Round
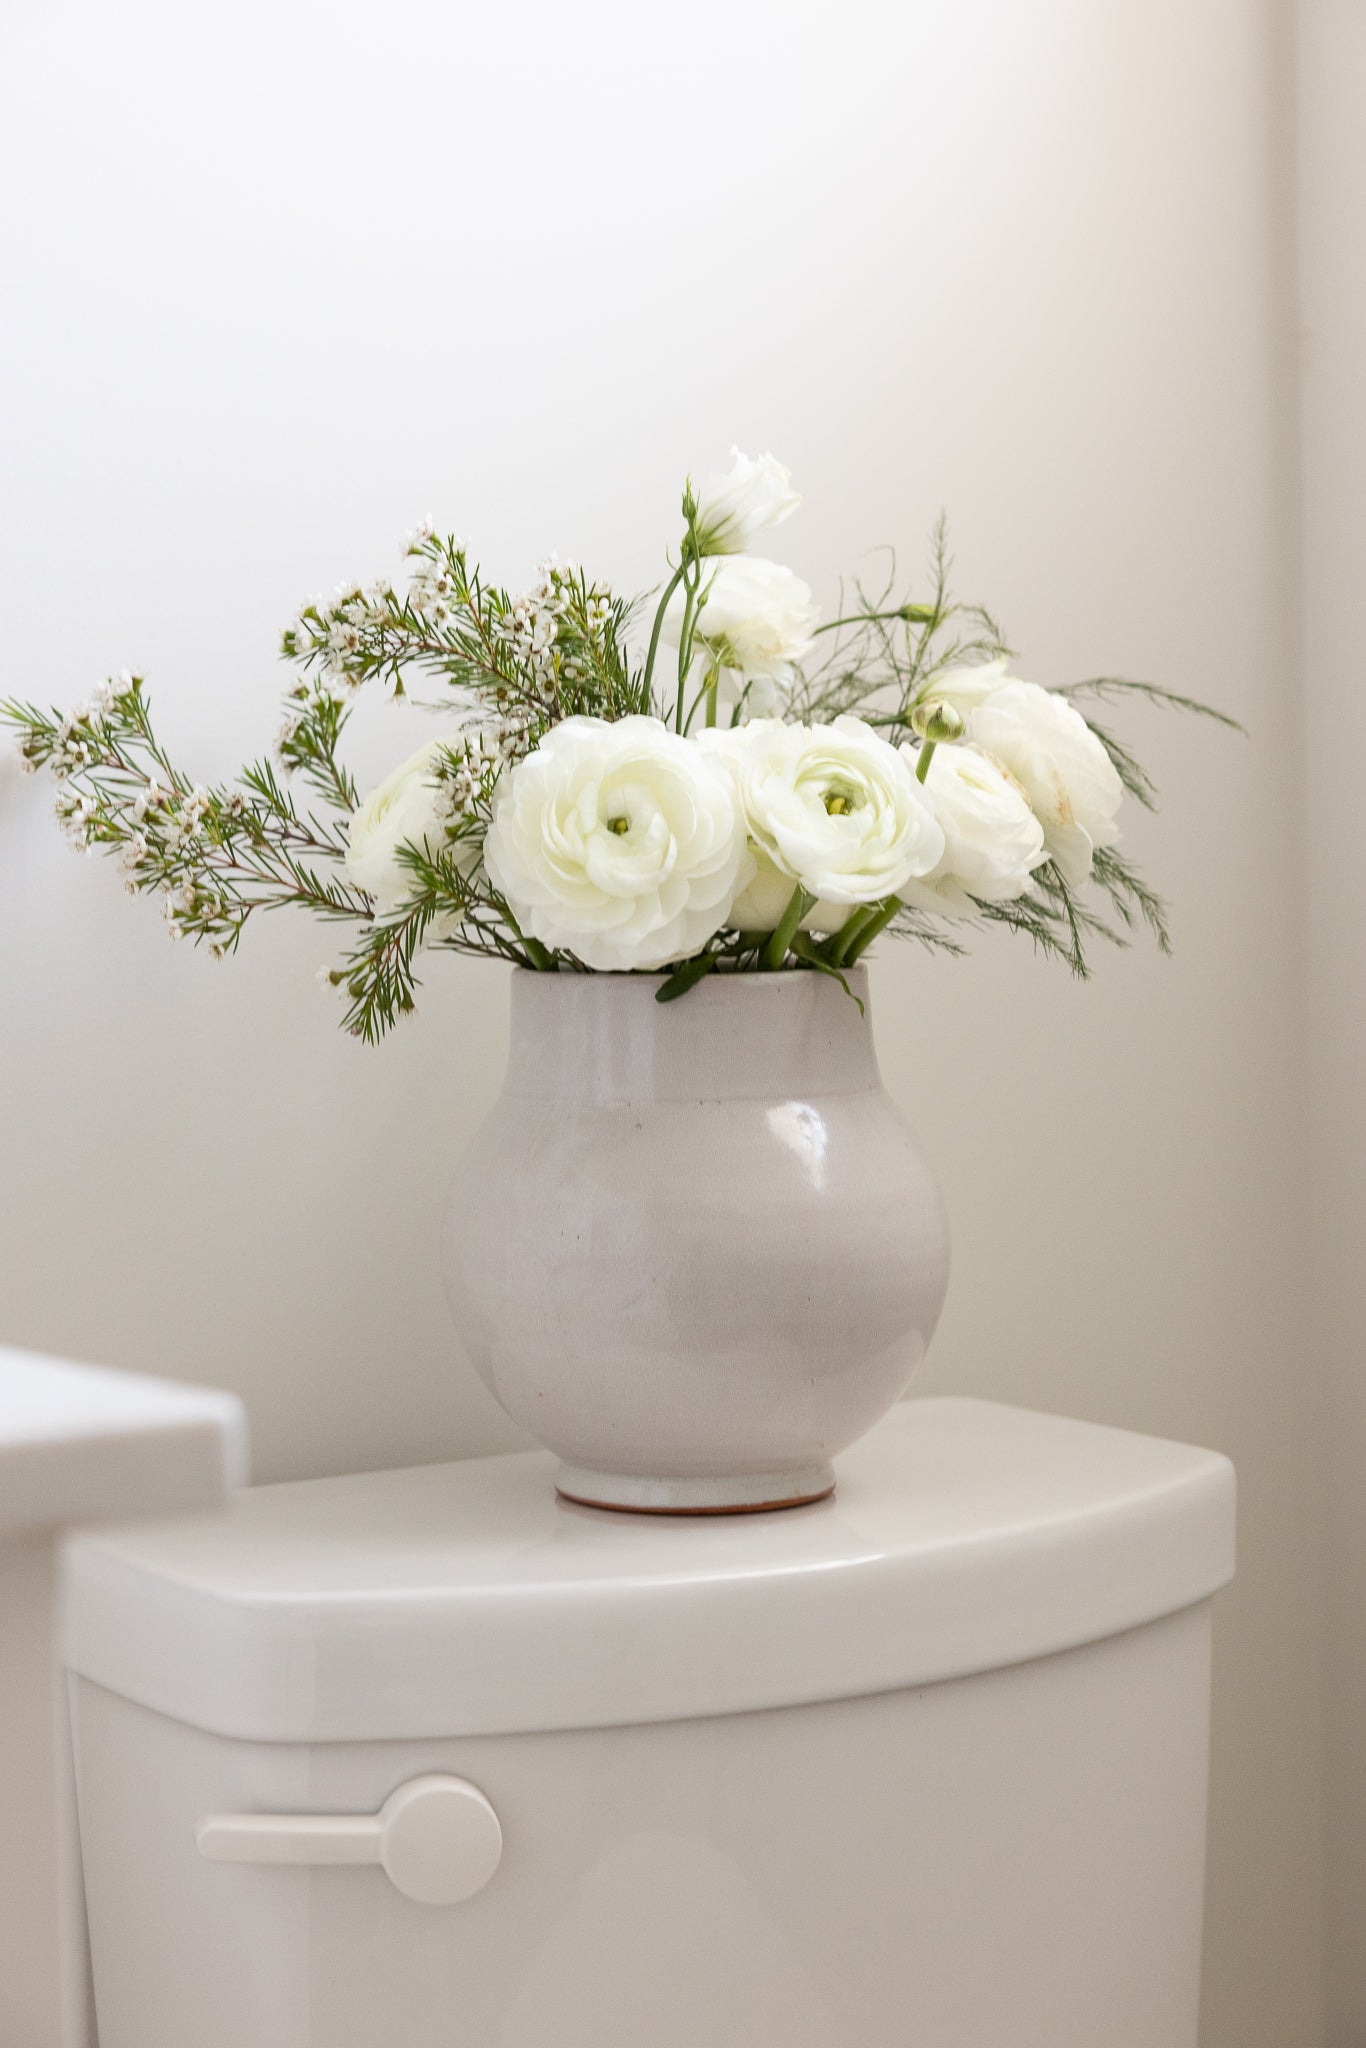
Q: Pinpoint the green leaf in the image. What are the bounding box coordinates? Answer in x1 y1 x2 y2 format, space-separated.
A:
788 935 865 1013
655 953 716 1003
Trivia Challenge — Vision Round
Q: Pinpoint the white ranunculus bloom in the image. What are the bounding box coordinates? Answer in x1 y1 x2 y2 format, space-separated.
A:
704 716 944 909
720 841 795 931
483 716 753 972
724 842 854 937
691 448 801 557
663 556 819 690
899 744 1048 917
959 680 1123 888
345 734 470 911
919 656 1012 716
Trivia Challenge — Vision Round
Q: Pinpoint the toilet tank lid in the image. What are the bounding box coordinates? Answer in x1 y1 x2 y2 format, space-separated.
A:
60 1398 1235 1744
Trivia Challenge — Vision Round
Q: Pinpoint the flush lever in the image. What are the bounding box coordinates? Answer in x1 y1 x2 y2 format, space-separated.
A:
196 1773 503 1906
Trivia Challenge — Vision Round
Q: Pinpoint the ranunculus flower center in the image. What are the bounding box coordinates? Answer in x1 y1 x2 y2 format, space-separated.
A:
701 715 945 909
484 715 753 972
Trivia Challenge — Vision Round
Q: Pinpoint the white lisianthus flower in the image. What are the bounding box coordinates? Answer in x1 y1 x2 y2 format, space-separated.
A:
345 734 471 911
483 716 753 972
704 716 943 912
898 744 1048 917
663 556 819 692
691 448 801 556
955 679 1123 888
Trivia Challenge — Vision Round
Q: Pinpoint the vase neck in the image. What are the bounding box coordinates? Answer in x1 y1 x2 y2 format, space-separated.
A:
504 968 880 1104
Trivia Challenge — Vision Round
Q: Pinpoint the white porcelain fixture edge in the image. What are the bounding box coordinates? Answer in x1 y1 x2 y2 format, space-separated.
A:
0 1349 248 2048
442 966 951 1512
61 1397 1235 1745
0 1348 249 1531
64 1398 1236 2048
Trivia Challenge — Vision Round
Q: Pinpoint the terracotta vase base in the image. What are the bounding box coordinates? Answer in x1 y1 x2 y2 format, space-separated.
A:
554 1461 836 1517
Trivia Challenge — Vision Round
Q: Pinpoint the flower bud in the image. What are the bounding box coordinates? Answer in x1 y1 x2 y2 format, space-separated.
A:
909 699 965 744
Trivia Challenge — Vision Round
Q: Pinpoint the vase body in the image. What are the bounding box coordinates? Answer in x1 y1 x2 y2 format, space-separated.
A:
442 967 950 1511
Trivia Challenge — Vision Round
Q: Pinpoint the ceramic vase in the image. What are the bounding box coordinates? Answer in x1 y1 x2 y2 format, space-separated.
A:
442 966 950 1513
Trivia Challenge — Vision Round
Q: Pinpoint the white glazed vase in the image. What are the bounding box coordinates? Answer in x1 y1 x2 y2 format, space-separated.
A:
442 967 950 1513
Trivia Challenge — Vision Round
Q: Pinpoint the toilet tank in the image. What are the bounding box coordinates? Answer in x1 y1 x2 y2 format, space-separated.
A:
61 1398 1235 2048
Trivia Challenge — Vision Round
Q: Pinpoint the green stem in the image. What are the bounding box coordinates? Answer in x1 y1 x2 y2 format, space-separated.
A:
673 559 702 732
681 675 710 734
763 884 812 970
643 561 687 703
704 664 720 728
915 740 936 784
825 903 876 969
499 901 557 972
842 895 901 966
811 605 936 637
728 678 754 729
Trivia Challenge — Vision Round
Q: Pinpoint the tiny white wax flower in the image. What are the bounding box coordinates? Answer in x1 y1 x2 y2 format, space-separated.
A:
327 620 363 658
663 557 819 690
345 734 475 912
703 716 944 910
691 448 801 557
898 744 1048 916
483 716 752 972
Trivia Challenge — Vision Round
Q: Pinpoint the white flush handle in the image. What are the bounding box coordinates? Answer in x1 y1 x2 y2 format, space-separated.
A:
196 1774 503 1906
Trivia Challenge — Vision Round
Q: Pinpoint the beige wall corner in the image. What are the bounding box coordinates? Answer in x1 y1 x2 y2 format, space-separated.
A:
1298 3 1366 2041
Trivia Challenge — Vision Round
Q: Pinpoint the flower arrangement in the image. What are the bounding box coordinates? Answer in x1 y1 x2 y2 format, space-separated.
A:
2 452 1236 1038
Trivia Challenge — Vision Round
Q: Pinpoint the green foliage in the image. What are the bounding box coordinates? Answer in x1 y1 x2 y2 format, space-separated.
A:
289 538 645 726
0 534 649 1037
1055 675 1246 730
1 678 369 961
1090 847 1173 954
655 953 717 1002
789 520 1012 731
1 509 1236 1037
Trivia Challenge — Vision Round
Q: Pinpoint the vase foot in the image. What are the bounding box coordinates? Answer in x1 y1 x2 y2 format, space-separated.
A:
554 1461 836 1516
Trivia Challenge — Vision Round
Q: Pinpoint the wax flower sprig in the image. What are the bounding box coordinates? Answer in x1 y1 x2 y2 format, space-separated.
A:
2 451 1239 1038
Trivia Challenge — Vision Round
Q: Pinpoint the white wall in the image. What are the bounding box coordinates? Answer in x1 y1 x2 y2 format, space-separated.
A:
0 4 1327 2042
1297 4 1366 2041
